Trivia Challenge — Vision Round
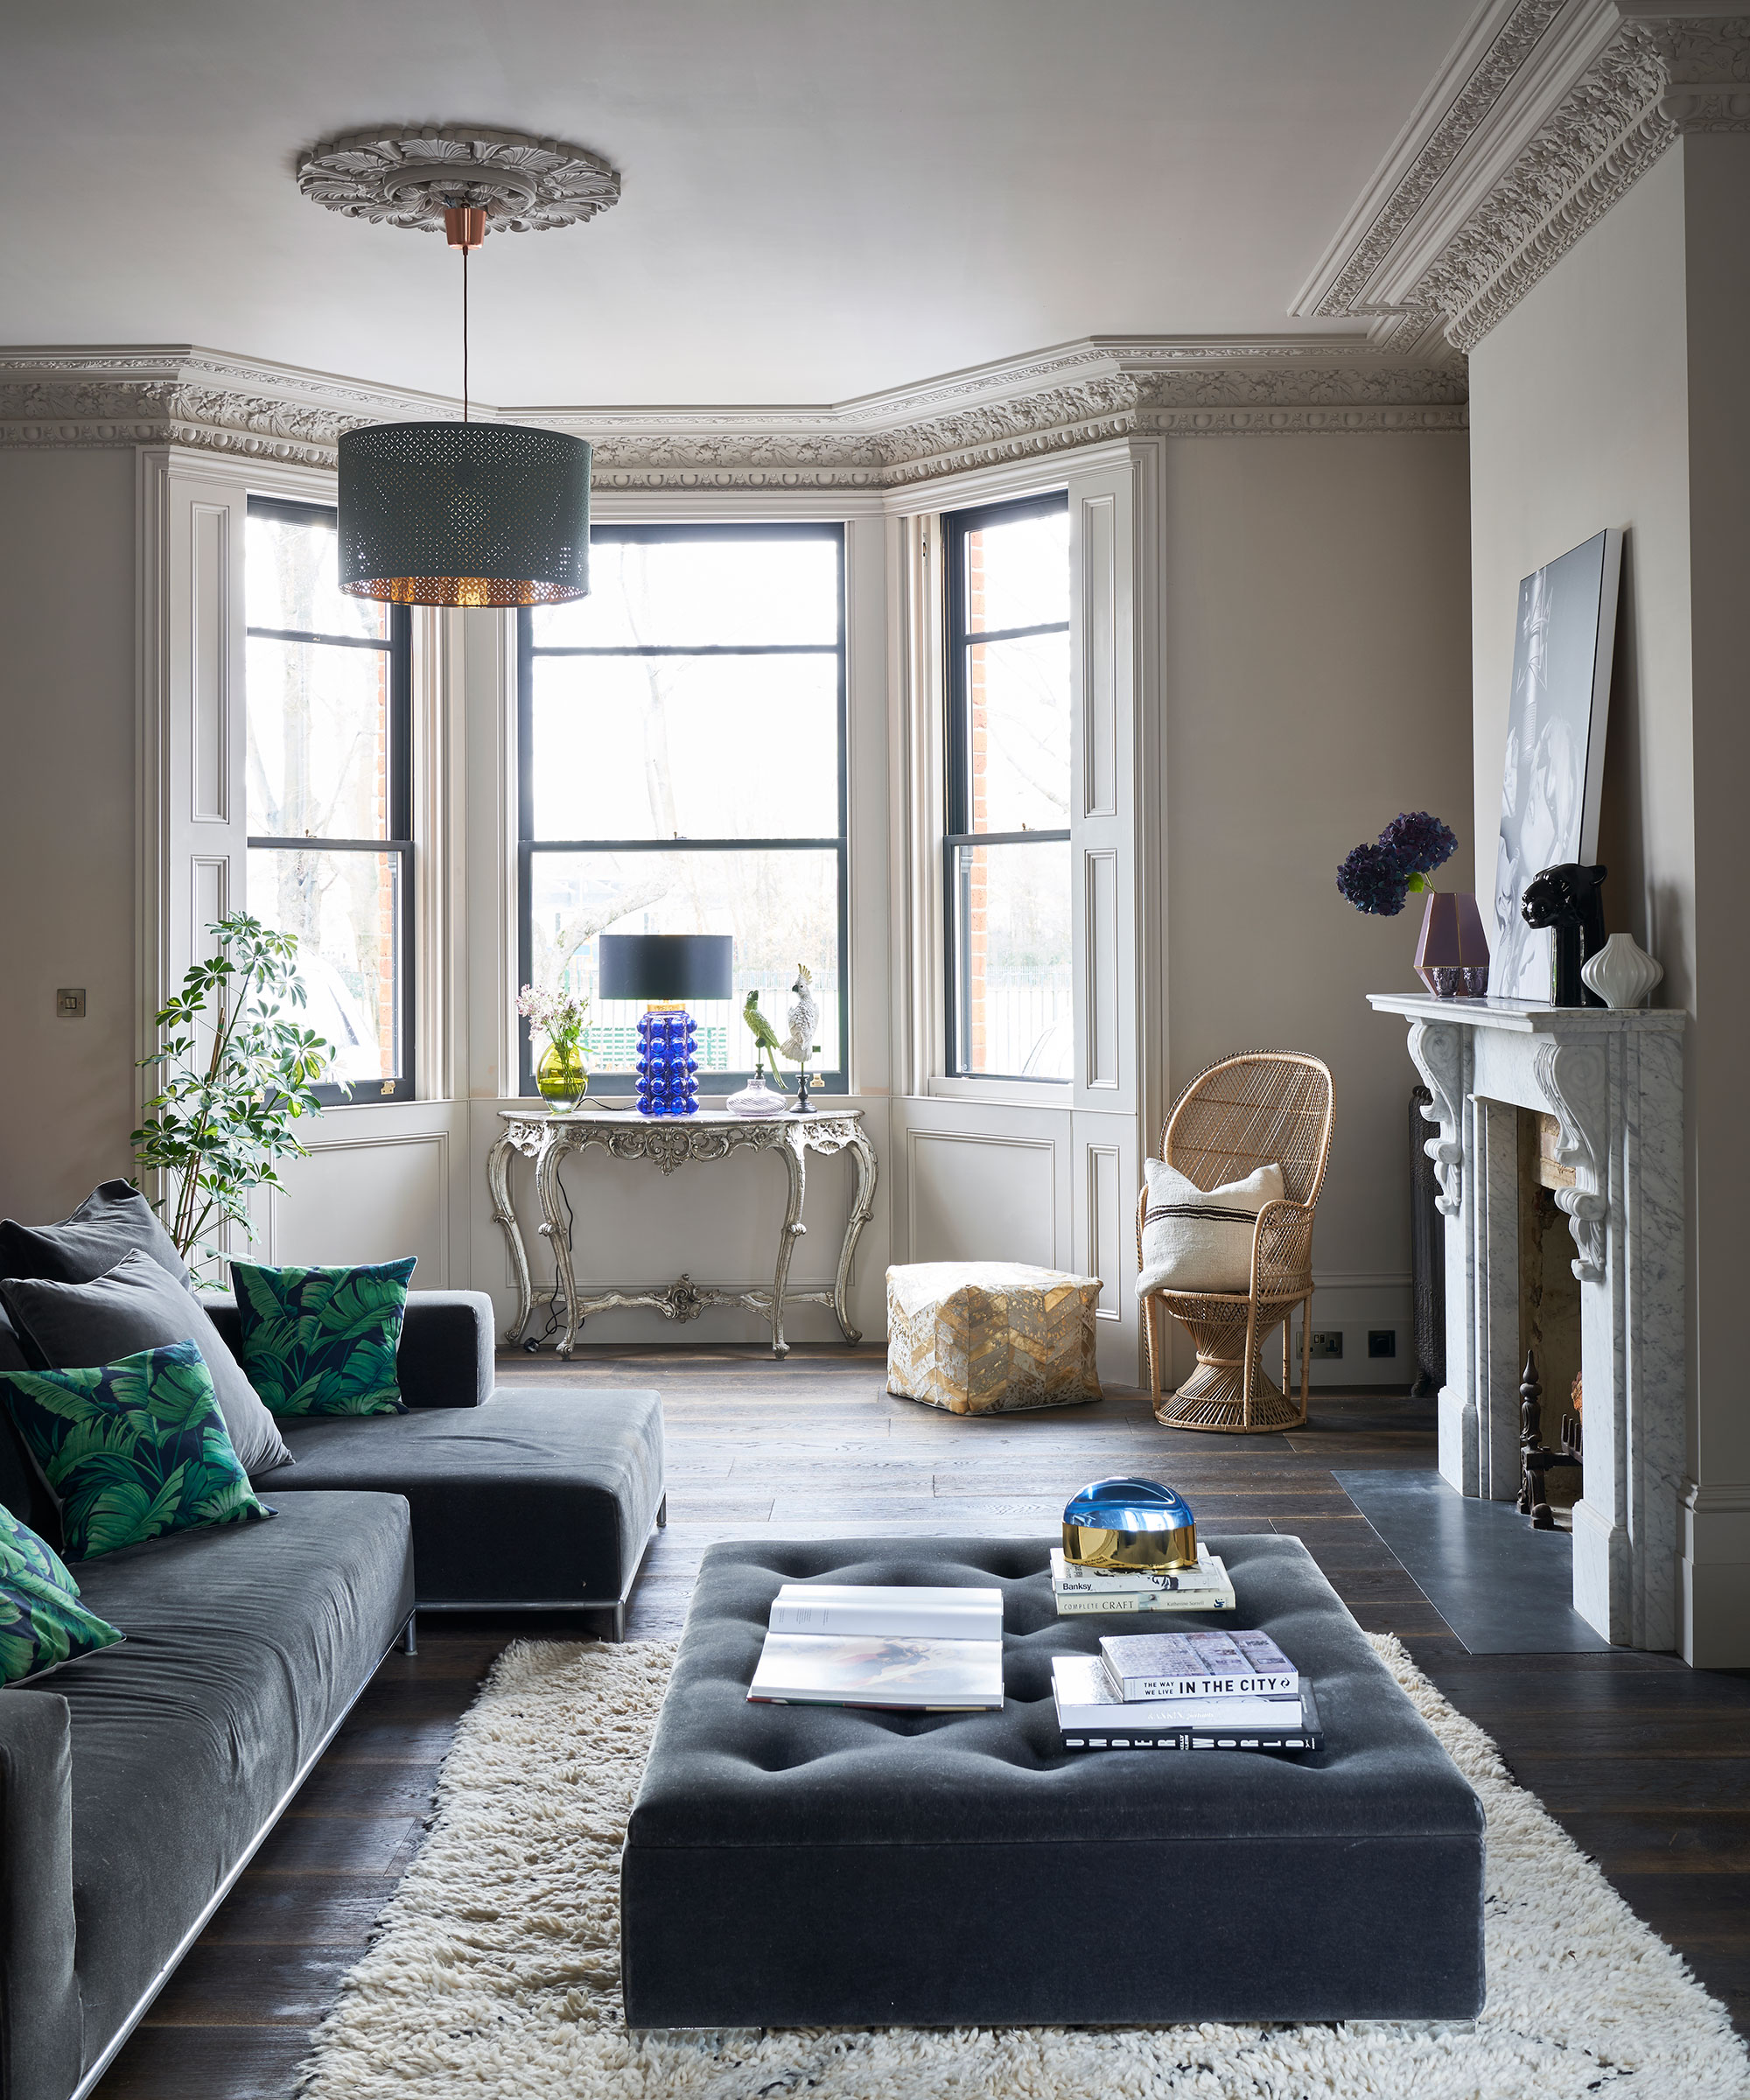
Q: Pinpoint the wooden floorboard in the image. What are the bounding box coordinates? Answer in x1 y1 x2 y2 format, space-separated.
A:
92 1345 1750 2094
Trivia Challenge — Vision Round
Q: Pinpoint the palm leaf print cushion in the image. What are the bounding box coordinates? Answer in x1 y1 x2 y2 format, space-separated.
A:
229 1257 417 1417
0 1501 123 1682
1 1338 272 1560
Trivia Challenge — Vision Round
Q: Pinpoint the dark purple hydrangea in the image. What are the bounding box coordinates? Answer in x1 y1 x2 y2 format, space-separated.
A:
1336 840 1411 916
1378 809 1458 876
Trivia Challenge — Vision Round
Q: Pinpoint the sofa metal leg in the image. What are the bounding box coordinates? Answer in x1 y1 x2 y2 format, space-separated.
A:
608 1602 626 1643
400 1612 417 1656
657 1494 668 1529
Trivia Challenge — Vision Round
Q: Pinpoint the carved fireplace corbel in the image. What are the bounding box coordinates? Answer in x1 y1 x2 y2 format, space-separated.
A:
1531 1038 1609 1284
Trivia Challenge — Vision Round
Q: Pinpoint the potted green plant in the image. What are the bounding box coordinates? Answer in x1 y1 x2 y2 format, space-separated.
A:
518 982 592 1111
130 914 342 1272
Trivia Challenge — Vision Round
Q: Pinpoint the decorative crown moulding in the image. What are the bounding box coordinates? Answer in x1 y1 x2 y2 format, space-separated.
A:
0 338 1466 486
1297 0 1750 354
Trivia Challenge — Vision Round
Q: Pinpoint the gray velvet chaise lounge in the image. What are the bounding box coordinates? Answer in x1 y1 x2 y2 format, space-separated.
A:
0 1273 665 2100
207 1293 667 1635
621 1534 1487 2029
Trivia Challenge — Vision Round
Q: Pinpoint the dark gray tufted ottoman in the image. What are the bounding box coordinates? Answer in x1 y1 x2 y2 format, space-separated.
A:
620 1535 1486 2031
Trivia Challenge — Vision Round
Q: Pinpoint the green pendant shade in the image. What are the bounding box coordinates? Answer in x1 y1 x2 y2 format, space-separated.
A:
338 422 592 608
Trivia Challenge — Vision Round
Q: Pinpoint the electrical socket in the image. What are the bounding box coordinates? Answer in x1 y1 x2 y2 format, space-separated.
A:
1368 1329 1397 1359
1308 1331 1343 1360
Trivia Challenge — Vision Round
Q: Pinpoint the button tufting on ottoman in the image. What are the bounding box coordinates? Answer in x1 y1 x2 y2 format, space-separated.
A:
885 1262 1102 1412
621 1535 1486 2030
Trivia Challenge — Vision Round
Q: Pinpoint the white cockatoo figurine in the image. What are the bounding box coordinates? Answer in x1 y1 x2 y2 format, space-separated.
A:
778 964 820 1065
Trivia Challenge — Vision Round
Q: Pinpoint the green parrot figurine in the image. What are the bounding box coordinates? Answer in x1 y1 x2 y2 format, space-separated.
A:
743 989 783 1078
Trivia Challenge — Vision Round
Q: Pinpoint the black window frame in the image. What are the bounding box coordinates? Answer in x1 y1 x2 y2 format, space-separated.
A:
517 520 850 1098
245 494 416 1104
942 490 1072 1082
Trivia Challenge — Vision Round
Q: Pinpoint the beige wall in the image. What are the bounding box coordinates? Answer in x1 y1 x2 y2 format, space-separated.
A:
1161 430 1474 1355
1467 149 1696 1008
0 448 138 1218
1467 135 1750 1663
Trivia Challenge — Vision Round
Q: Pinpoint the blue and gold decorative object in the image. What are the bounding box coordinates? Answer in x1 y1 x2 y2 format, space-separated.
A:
1062 1476 1198 1571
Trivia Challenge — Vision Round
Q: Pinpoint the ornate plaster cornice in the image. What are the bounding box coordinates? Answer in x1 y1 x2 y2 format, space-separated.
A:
0 346 458 469
1296 1 1750 353
0 338 1466 488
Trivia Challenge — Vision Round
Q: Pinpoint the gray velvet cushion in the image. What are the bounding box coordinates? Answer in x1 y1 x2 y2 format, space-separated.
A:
204 1290 495 1411
0 1179 191 1290
0 1250 293 1478
621 1535 1486 2030
56 1491 414 2077
256 1388 664 1605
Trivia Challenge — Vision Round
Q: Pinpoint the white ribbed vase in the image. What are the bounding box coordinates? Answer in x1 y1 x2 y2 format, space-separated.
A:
1581 932 1664 1010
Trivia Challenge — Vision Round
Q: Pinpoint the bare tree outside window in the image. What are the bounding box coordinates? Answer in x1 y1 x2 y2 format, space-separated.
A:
244 499 413 1099
521 524 847 1090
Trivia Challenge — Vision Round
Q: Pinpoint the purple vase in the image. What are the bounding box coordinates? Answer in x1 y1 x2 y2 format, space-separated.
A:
1414 892 1490 998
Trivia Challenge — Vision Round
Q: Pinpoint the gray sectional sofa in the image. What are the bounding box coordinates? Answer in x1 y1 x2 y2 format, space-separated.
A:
0 1289 664 2100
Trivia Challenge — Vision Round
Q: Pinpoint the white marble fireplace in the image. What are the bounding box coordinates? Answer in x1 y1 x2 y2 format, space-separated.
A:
1369 994 1685 1649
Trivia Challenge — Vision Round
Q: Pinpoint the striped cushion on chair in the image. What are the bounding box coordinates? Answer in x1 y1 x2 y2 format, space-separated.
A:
1136 1158 1284 1298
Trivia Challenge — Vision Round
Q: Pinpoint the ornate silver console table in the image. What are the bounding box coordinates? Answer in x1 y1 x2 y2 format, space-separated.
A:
486 1107 878 1360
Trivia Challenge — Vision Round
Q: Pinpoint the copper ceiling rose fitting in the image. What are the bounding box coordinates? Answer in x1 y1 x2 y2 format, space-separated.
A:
444 205 486 250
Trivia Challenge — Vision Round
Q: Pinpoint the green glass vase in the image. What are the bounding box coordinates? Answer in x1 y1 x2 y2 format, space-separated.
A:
536 1038 589 1112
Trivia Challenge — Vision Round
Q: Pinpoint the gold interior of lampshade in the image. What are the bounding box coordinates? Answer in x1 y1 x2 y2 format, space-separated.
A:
1061 1520 1200 1572
348 574 587 607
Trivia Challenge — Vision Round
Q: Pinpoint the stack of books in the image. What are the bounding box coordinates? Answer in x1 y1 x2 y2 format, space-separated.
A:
746 1584 1006 1712
1050 1544 1236 1614
1051 1627 1324 1753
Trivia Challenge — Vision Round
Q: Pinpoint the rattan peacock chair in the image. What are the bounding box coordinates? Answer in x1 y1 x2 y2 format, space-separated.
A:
1137 1051 1334 1434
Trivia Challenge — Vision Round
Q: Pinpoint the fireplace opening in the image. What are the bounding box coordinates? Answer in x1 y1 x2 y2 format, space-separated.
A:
1518 1110 1583 1526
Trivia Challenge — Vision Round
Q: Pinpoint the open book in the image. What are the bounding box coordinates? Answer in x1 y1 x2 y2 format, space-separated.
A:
748 1584 1005 1711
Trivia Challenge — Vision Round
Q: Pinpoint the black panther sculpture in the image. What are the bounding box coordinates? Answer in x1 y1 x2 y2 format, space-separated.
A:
1521 862 1608 1007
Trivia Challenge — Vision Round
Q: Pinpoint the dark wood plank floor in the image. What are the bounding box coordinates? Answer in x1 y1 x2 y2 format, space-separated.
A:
94 1348 1750 2096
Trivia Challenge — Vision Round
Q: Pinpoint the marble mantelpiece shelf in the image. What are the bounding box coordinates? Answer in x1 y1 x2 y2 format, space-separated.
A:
1367 991 1685 1034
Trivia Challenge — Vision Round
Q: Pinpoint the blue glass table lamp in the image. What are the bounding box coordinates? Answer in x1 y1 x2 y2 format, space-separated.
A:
1061 1476 1199 1571
599 934 733 1119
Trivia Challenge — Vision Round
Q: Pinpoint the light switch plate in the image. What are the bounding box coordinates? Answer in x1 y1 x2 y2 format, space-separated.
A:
56 987 86 1018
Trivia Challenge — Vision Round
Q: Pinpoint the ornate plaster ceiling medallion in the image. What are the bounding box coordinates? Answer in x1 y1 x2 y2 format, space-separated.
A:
297 125 621 235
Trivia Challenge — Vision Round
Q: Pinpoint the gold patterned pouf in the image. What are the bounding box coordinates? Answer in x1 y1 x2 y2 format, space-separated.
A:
885 1263 1103 1414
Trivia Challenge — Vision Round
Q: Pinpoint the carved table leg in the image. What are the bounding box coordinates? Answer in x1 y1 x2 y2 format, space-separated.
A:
832 1127 878 1346
486 1131 536 1345
536 1137 583 1359
770 1131 808 1359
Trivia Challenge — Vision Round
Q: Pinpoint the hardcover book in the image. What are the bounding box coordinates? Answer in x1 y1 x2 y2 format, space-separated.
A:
1052 1655 1316 1746
748 1584 1005 1711
1097 1627 1299 1702
768 1584 1003 1642
1054 1569 1235 1616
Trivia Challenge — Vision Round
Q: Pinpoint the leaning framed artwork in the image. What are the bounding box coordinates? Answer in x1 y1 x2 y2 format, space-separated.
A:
1488 527 1622 1001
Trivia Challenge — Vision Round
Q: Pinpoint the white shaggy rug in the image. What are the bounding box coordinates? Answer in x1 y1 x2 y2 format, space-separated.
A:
298 1635 1750 2100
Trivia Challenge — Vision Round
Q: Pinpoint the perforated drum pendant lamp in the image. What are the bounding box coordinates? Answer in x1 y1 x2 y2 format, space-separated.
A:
300 126 621 609
338 418 592 607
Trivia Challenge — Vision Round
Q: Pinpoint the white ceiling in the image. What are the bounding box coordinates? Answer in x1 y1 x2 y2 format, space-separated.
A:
0 1 1475 406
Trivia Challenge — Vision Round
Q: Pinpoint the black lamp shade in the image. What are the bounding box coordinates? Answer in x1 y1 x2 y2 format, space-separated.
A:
338 422 591 607
599 934 733 1004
